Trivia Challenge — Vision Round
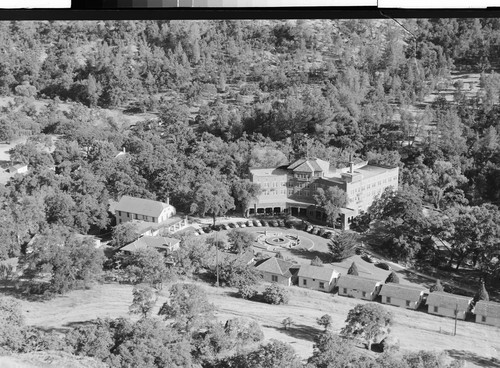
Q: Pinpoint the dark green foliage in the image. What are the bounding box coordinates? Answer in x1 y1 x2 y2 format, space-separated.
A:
314 187 348 228
263 283 289 305
430 279 445 292
308 332 370 368
129 284 158 319
124 248 173 290
227 229 256 254
474 281 489 302
19 228 105 295
341 303 393 351
347 262 359 276
316 314 333 331
311 256 323 266
385 271 400 284
158 283 215 332
329 231 358 262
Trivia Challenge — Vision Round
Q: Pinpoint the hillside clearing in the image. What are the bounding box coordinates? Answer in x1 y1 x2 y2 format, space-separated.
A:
18 281 500 368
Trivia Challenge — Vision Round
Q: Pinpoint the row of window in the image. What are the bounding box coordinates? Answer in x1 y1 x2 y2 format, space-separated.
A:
302 279 325 289
117 211 156 222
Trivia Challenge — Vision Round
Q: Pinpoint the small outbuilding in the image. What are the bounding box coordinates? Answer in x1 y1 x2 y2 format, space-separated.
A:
379 283 428 310
474 300 500 327
120 235 180 255
297 264 339 292
254 257 294 286
8 163 28 174
426 292 473 320
337 275 383 301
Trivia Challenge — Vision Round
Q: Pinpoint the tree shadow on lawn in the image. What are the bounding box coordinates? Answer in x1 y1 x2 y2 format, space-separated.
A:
397 269 435 288
263 323 322 342
288 247 330 263
446 349 500 368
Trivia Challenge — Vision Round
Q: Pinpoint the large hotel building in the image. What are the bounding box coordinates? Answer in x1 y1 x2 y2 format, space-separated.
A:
249 157 399 229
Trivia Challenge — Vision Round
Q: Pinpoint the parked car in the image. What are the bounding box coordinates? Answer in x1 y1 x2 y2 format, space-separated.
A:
246 220 254 227
317 228 326 237
261 220 269 227
311 226 320 235
278 219 285 227
305 224 313 232
212 224 222 231
252 219 261 227
202 227 212 234
237 221 245 228
270 220 279 227
221 224 230 230
325 231 335 239
375 262 391 270
228 223 236 228
361 254 373 263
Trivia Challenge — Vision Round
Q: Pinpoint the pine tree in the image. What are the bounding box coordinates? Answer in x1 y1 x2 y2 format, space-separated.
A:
430 279 444 292
474 281 489 302
347 262 358 276
385 271 399 284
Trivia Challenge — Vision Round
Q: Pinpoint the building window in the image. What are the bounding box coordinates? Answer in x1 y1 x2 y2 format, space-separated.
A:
343 288 347 294
481 316 486 322
433 306 438 313
319 282 325 289
303 279 307 286
272 275 278 282
127 212 130 218
152 217 156 222
406 300 411 307
386 297 391 303
134 214 138 220
118 211 122 216
362 291 366 297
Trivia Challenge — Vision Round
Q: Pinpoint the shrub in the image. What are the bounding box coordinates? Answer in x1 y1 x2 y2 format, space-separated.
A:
263 283 289 305
281 317 294 330
316 314 332 331
385 271 399 284
311 256 323 267
430 279 444 292
347 262 359 276
238 284 258 300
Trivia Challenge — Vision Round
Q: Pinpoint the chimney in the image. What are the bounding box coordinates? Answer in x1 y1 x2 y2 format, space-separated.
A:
166 197 169 206
123 147 126 153
349 153 354 174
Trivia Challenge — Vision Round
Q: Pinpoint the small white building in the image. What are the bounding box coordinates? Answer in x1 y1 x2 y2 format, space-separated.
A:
297 265 339 292
8 164 28 174
254 257 294 286
114 195 176 225
120 236 180 255
474 300 500 327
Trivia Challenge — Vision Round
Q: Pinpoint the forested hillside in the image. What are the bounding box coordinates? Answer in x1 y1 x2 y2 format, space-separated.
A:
1 18 500 276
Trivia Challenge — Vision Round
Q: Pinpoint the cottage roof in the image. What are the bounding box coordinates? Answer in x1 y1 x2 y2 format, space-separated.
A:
255 257 293 278
297 265 339 282
426 292 472 310
288 158 330 173
115 195 172 218
337 275 381 292
474 300 500 319
379 283 428 300
120 236 180 253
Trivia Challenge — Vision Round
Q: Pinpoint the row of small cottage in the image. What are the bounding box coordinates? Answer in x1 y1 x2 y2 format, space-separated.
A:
252 256 500 328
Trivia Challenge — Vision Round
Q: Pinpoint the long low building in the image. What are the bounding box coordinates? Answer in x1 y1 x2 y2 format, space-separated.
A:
426 292 473 320
120 236 180 254
379 283 428 310
337 275 383 301
297 264 339 292
474 300 500 327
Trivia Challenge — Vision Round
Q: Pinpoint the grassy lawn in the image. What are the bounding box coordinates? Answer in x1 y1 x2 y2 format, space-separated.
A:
16 281 500 368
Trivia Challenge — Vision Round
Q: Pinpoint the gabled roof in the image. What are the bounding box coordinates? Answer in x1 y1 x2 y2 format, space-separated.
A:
379 283 428 300
255 257 293 278
115 195 173 218
337 275 381 292
474 300 500 319
426 292 472 310
120 236 180 253
287 158 330 173
297 265 339 282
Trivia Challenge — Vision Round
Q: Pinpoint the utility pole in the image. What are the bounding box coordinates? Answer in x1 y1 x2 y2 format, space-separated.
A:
215 230 220 287
453 303 458 336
